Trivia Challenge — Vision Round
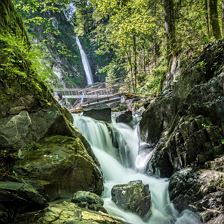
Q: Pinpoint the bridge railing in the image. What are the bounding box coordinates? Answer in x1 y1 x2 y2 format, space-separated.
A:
54 77 131 102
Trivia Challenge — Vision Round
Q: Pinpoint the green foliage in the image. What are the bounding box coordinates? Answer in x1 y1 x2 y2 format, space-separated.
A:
196 61 206 71
13 0 224 92
138 63 167 96
85 0 223 94
14 0 88 87
221 139 224 145
0 33 52 83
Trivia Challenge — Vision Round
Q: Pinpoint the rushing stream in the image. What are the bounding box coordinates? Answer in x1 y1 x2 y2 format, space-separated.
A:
73 114 201 224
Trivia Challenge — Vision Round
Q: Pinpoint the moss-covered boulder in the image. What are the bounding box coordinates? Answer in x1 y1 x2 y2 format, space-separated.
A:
111 180 151 219
15 201 126 224
13 136 103 200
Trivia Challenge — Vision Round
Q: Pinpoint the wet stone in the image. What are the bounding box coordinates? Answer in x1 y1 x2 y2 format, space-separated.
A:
111 180 151 219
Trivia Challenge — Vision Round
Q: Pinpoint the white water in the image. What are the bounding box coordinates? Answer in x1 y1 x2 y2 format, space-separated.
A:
64 3 76 21
64 2 94 86
75 37 94 86
73 114 201 224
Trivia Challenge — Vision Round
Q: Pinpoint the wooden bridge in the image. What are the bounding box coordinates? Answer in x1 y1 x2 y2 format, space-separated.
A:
54 81 127 109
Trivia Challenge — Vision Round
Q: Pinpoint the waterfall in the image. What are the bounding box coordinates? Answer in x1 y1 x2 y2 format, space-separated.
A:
64 3 76 21
75 37 94 86
73 114 201 224
64 3 94 86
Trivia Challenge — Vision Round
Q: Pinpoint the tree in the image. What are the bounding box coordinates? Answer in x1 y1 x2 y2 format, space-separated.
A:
222 0 224 36
209 0 221 39
163 0 176 62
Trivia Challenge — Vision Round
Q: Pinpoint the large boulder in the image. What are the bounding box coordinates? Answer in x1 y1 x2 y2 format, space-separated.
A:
169 168 224 223
111 180 151 219
15 201 126 224
13 136 103 200
0 107 79 150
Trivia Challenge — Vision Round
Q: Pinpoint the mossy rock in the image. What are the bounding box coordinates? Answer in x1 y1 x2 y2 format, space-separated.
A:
72 191 106 213
111 180 151 219
13 135 104 200
15 201 126 224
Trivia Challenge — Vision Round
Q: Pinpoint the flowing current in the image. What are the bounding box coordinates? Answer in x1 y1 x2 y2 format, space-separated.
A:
73 114 201 224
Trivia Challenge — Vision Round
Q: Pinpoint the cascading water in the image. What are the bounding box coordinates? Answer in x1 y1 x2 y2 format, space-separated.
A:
73 114 201 224
64 2 94 86
75 37 94 86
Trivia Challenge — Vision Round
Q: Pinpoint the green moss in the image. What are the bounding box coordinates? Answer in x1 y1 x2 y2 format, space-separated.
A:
0 33 55 116
0 0 29 43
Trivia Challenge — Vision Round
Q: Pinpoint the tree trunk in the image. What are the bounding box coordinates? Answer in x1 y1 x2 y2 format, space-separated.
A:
209 0 221 39
205 0 210 37
132 35 137 92
163 0 176 62
126 51 135 92
222 0 224 36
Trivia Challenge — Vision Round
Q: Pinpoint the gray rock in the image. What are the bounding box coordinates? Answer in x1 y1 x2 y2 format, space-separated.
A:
83 106 111 123
115 111 132 124
206 214 224 224
169 168 224 223
111 180 151 218
0 111 32 149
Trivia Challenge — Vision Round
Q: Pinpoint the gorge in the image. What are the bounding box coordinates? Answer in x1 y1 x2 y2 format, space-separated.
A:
0 0 224 224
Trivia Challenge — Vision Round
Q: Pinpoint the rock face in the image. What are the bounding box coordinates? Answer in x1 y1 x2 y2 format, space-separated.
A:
140 41 224 222
169 169 224 223
111 180 151 218
141 41 224 176
15 201 126 224
0 1 103 223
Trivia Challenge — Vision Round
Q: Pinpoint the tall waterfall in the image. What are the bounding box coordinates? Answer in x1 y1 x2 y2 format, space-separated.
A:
75 37 94 86
73 114 201 224
64 2 94 86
